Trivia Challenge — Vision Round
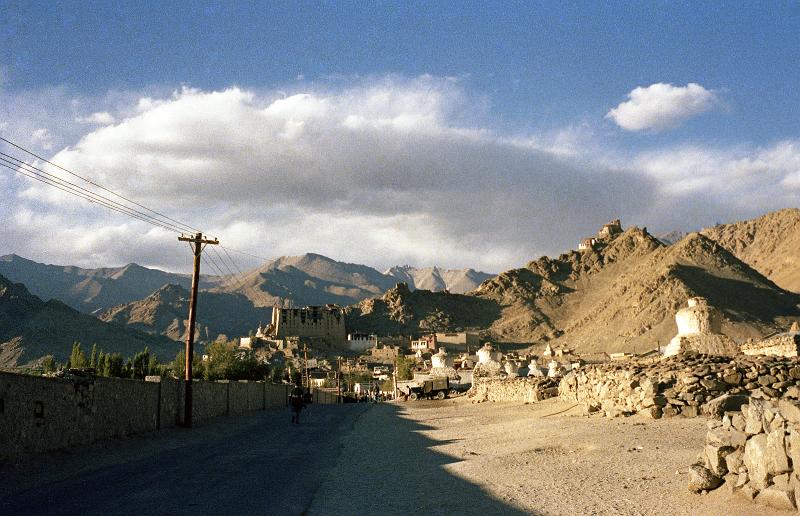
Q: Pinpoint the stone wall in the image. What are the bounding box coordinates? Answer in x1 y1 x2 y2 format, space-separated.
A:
469 376 560 403
689 398 800 511
313 388 340 404
742 333 800 358
0 371 289 459
559 353 800 418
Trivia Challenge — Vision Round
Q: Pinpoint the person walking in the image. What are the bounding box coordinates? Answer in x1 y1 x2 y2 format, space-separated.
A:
289 383 305 424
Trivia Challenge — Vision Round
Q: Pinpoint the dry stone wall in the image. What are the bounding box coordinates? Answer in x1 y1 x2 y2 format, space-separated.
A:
0 371 289 460
689 398 800 511
559 353 800 418
469 376 560 403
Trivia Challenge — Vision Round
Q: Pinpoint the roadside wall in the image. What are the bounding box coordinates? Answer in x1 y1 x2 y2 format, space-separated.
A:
0 371 289 459
313 388 340 404
558 353 800 418
469 376 560 403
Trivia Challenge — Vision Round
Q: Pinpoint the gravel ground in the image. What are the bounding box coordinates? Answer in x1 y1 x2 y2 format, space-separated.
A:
308 397 792 515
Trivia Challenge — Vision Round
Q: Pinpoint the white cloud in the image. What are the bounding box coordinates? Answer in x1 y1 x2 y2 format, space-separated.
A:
30 128 53 150
1 77 798 275
606 82 719 132
76 111 116 125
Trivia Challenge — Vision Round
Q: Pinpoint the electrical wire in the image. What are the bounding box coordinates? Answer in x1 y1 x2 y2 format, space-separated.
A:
1 136 203 234
0 161 180 233
0 153 191 234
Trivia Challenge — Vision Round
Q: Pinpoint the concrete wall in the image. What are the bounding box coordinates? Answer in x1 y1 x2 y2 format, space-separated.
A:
0 371 289 459
313 388 340 404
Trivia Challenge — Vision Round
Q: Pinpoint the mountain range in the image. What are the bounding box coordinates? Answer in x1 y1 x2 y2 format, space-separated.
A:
0 274 179 368
1 208 798 365
347 210 800 354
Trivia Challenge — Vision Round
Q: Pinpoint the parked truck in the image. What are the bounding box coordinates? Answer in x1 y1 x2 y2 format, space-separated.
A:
404 377 450 400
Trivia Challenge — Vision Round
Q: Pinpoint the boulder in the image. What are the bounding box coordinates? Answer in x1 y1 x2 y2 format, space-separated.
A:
687 464 722 493
754 487 796 511
767 427 791 475
778 399 800 424
702 394 750 419
744 434 770 490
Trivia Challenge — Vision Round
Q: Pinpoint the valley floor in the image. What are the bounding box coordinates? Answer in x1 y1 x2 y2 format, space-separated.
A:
0 398 791 515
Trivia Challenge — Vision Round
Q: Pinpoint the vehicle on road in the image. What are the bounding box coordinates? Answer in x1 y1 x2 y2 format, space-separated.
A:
406 377 450 400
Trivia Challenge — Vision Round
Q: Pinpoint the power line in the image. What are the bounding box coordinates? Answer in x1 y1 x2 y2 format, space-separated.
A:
218 244 272 264
0 153 190 234
1 137 203 234
0 161 181 233
208 245 248 291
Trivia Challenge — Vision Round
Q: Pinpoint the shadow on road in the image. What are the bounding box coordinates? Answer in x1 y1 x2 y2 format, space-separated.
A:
309 401 530 515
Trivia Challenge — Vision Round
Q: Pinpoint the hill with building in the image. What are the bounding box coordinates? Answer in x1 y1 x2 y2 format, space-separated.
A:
700 207 800 293
344 214 800 354
474 227 799 353
0 273 179 369
384 265 493 294
98 284 268 342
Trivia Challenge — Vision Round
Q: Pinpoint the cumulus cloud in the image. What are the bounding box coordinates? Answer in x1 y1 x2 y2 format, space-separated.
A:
1 77 797 274
606 82 719 132
76 111 116 125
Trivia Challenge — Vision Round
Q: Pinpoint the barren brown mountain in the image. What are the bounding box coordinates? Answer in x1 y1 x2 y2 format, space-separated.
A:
700 207 800 293
346 217 800 354
0 274 178 368
98 284 268 342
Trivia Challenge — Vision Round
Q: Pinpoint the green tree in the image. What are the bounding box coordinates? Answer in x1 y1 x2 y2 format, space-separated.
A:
107 353 124 377
269 366 284 384
41 355 57 373
69 341 87 369
172 350 203 379
203 340 236 380
96 352 108 376
396 353 415 381
89 344 98 369
131 347 151 379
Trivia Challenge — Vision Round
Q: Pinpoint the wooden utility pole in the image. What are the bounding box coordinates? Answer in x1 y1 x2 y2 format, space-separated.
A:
303 343 310 391
393 354 398 401
337 356 342 403
178 232 218 427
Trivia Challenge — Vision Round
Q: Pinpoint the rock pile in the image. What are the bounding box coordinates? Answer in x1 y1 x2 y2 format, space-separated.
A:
559 352 800 418
470 376 560 403
690 398 800 511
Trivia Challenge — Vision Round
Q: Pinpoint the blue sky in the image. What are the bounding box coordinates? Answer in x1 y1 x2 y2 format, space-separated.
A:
1 2 799 272
6 2 800 143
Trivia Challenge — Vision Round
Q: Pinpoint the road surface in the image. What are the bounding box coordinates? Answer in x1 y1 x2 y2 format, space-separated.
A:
1 404 370 515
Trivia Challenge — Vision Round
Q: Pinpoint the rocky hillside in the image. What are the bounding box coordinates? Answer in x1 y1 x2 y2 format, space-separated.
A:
224 253 397 308
99 284 269 342
700 207 800 293
0 274 179 369
345 282 501 336
0 254 213 313
384 265 494 294
345 220 800 354
473 227 800 353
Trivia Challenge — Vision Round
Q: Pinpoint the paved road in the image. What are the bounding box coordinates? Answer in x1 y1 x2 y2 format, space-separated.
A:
0 404 370 516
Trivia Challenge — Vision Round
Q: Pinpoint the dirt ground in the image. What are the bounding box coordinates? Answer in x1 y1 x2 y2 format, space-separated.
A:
308 397 791 515
2 398 793 515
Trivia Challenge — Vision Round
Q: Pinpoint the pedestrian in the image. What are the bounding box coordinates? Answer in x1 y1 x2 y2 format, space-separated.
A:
289 383 305 424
